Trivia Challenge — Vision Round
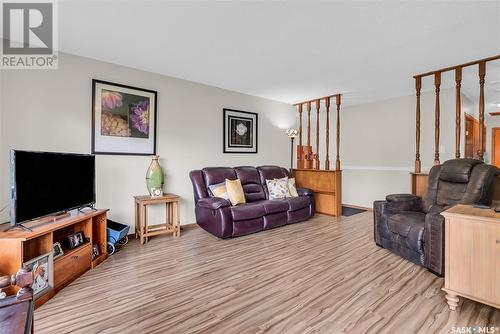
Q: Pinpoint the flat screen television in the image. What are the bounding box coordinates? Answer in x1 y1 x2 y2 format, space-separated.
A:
10 150 95 226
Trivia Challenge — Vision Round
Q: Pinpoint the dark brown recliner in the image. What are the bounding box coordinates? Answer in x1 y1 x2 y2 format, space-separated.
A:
374 159 499 276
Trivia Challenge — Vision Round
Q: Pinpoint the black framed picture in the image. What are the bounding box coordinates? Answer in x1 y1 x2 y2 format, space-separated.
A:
223 109 258 153
92 79 157 155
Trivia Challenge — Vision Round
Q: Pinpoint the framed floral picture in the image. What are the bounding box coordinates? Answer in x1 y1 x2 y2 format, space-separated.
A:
92 80 157 155
223 108 258 153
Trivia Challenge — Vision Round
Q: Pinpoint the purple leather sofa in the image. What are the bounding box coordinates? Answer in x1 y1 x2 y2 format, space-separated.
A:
189 166 315 238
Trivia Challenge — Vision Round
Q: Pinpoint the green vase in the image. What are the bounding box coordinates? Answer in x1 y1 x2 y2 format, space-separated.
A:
146 155 164 197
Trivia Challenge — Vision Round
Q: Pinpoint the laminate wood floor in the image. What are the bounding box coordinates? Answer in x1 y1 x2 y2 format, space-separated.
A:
35 212 500 334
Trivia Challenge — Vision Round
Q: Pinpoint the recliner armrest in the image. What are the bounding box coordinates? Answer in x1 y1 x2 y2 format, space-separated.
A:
197 197 231 210
297 187 313 197
385 193 422 212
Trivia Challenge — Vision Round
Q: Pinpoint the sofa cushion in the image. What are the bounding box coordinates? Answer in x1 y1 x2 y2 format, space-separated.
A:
285 196 310 211
387 212 426 252
260 200 289 214
202 167 237 189
230 202 266 221
234 166 266 202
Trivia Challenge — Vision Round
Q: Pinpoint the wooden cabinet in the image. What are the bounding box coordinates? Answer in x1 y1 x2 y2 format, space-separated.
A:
410 172 429 197
441 205 500 310
54 242 92 291
293 169 342 216
0 210 108 308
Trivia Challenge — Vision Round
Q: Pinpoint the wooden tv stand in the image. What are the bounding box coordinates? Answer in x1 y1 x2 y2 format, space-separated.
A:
0 209 108 308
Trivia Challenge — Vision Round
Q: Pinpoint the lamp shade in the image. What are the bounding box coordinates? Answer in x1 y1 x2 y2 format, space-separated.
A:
286 129 298 138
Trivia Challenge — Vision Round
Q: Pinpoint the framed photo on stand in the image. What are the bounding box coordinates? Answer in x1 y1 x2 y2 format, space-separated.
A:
67 231 86 249
52 242 64 260
22 252 54 300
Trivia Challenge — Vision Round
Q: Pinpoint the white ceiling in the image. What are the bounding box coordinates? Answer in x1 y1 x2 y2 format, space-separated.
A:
58 1 500 108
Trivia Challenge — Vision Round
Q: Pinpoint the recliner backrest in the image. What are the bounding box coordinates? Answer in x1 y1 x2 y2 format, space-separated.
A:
422 159 499 213
234 166 266 202
202 167 237 193
198 166 268 203
257 166 289 199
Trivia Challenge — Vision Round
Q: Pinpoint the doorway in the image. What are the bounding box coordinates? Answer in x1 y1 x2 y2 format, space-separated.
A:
464 113 486 158
492 127 500 168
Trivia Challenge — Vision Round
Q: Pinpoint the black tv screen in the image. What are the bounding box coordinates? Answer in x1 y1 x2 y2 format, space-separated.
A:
10 150 95 225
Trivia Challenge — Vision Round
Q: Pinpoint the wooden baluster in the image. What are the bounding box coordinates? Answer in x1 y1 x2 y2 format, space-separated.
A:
478 62 486 161
335 95 341 170
325 97 330 170
315 99 320 170
307 101 312 169
434 72 441 165
455 67 462 159
297 104 303 169
415 76 422 173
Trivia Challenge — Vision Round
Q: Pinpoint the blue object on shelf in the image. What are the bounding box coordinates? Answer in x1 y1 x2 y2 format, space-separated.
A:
106 219 130 255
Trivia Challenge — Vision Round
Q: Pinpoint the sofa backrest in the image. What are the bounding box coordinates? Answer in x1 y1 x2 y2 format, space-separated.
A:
189 170 208 203
234 166 266 202
202 167 237 190
257 166 289 198
190 165 289 203
422 158 500 212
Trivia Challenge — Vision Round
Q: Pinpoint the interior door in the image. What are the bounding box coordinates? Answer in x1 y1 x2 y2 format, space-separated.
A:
465 116 474 158
493 127 500 168
464 113 486 158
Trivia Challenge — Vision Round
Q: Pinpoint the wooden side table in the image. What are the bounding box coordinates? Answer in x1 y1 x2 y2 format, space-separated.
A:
134 194 181 244
441 204 500 310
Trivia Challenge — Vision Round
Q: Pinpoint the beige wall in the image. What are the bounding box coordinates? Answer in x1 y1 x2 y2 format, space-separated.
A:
0 53 295 228
338 88 474 208
0 73 4 219
1 52 485 226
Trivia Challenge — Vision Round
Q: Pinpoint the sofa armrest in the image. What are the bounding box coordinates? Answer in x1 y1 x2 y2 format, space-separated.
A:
197 197 231 210
424 212 445 276
297 187 313 197
385 193 422 212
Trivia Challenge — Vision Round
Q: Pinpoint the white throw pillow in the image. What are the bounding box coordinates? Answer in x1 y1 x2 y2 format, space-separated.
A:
266 177 289 199
208 182 230 200
287 178 299 197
